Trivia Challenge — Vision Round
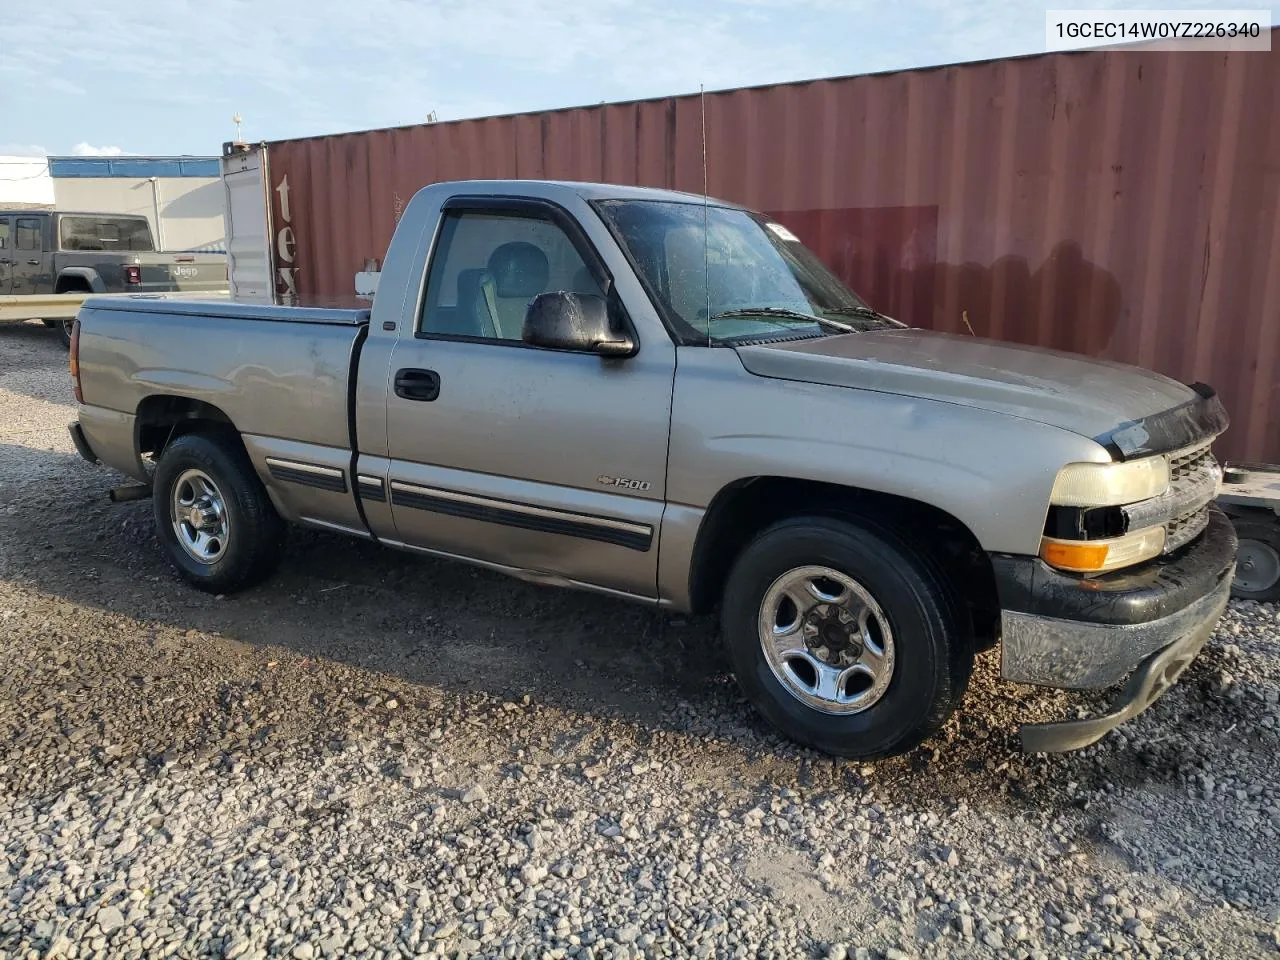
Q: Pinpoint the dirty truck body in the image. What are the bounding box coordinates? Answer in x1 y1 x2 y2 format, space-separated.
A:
70 180 1236 759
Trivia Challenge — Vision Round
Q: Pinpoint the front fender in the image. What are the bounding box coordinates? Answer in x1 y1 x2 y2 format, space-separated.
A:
657 348 1112 609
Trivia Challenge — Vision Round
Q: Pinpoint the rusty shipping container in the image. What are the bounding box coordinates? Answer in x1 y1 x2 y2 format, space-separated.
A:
260 40 1280 464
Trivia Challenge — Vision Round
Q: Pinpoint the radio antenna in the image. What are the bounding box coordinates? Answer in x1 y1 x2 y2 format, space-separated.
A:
700 84 710 346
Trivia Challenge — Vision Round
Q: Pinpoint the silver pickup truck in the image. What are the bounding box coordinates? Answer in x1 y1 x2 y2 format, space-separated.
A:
69 179 1236 759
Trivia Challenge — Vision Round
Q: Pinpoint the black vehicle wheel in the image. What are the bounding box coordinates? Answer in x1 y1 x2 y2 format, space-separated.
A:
1230 517 1280 602
721 515 971 759
153 432 285 593
53 285 89 347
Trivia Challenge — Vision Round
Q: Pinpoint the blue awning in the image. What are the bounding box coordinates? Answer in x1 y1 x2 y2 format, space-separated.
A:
48 157 221 178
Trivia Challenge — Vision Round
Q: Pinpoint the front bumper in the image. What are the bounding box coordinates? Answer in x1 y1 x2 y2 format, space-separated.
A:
991 506 1236 752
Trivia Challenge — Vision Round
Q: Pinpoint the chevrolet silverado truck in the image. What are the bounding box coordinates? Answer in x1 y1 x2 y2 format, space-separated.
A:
68 180 1236 759
0 210 226 345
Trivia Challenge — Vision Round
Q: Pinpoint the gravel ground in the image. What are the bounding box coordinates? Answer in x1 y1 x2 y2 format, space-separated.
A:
1 320 1279 960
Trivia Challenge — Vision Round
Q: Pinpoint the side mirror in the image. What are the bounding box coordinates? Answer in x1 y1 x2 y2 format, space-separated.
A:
522 291 636 357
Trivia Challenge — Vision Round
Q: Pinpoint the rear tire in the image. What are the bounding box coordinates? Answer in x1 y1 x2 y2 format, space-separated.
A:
721 515 971 759
54 284 90 347
152 432 285 593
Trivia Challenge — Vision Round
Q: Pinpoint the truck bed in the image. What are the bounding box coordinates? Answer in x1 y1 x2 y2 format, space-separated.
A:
131 252 229 297
74 296 371 489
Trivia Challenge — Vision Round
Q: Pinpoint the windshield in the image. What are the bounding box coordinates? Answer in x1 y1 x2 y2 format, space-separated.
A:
59 216 154 252
596 199 882 343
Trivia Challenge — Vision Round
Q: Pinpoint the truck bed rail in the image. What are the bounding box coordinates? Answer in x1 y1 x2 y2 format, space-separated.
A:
79 294 368 326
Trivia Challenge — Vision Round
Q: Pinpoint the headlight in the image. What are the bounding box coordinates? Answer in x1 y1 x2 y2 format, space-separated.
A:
1050 457 1169 507
1040 525 1166 574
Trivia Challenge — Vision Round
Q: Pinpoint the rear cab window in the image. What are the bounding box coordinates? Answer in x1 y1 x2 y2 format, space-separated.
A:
59 216 154 252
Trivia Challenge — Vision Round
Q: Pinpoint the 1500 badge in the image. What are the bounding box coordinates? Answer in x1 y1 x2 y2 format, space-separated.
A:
597 475 651 491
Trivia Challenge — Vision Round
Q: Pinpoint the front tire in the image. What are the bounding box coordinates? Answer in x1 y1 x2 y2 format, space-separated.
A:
721 515 971 759
153 432 285 593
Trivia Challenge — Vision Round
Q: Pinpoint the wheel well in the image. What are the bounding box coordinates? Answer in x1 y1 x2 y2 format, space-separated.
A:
55 275 92 294
687 477 1000 649
135 395 239 461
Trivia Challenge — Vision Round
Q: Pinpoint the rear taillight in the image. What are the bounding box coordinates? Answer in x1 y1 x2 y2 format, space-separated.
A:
69 320 83 404
124 264 142 285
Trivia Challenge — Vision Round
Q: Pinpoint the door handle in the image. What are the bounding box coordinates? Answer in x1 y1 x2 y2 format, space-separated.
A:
26 259 40 266
394 368 441 402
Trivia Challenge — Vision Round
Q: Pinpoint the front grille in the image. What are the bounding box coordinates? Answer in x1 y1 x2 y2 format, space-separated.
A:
1165 504 1211 553
1161 442 1219 553
1119 440 1221 555
1170 442 1214 484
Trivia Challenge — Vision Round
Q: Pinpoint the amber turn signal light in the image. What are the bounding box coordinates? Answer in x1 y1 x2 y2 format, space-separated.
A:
1040 525 1166 574
1040 540 1110 572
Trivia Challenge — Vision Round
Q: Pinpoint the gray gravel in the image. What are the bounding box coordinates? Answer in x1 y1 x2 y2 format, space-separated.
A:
2 320 1279 959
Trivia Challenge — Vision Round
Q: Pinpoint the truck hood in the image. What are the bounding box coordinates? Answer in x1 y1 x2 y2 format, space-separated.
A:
734 328 1200 447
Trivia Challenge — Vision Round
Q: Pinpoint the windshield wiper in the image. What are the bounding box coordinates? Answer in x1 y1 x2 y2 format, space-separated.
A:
823 305 906 327
708 307 855 334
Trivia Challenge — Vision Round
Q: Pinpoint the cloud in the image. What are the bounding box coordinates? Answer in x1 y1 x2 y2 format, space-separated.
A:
0 143 47 157
71 143 133 157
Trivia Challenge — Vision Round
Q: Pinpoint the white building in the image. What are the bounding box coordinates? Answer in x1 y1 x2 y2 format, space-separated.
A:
1 155 225 253
0 156 56 208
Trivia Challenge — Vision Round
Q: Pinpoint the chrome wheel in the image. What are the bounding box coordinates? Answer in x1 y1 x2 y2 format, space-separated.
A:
170 468 230 564
757 565 895 715
1235 538 1280 596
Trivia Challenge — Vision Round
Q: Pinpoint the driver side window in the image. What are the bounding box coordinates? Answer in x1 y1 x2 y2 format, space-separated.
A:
419 211 602 341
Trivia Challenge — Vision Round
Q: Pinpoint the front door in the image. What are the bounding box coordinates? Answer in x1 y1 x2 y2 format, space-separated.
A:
10 216 46 295
381 201 675 599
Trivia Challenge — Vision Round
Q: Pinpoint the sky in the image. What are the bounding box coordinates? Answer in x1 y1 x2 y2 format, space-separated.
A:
1 0 1274 158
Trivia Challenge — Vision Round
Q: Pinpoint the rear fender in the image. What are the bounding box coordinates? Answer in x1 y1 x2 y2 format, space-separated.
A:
56 267 105 293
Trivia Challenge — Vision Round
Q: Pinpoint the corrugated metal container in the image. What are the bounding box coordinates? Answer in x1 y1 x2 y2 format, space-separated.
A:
264 40 1280 464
